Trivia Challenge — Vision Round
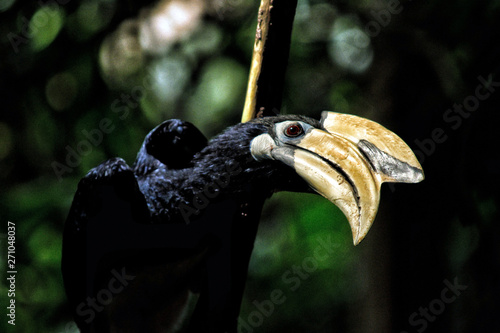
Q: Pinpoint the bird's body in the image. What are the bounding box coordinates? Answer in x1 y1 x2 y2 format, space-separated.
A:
62 113 423 332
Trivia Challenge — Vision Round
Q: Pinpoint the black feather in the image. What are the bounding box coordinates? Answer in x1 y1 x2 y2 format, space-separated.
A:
62 115 318 332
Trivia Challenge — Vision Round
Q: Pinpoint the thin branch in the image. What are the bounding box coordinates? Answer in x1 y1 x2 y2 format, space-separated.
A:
241 0 298 122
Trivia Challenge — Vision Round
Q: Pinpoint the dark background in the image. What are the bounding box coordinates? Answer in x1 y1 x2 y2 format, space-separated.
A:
0 0 499 332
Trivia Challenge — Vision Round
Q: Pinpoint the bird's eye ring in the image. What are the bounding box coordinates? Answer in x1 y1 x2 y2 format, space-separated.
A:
284 124 304 138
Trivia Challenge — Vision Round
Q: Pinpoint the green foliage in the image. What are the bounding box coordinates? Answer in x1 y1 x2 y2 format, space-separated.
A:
186 57 248 135
241 192 356 331
30 7 65 52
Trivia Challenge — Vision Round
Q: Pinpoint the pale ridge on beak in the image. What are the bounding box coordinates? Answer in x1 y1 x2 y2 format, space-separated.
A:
312 111 424 244
320 111 424 179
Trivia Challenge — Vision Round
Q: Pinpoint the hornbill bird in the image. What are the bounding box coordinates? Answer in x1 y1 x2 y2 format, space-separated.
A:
62 111 424 332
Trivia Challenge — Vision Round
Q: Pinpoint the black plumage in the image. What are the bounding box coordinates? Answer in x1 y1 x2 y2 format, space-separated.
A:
62 116 317 333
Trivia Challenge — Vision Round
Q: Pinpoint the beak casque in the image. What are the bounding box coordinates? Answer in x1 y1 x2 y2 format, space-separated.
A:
253 111 424 245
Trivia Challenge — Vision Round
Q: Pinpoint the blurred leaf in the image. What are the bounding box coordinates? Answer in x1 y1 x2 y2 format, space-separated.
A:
77 0 116 37
28 224 62 268
30 7 65 52
0 0 15 12
6 181 62 219
106 121 144 164
329 80 360 113
182 23 223 60
46 72 79 111
186 57 247 135
25 104 58 158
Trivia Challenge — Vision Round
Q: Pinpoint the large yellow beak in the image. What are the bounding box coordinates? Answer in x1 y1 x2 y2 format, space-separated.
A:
251 111 424 245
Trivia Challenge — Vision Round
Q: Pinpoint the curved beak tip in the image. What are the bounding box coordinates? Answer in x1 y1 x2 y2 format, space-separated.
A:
353 231 361 246
417 169 425 182
352 226 369 246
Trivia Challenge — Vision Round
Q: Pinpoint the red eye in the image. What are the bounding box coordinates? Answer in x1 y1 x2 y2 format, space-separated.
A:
285 124 304 137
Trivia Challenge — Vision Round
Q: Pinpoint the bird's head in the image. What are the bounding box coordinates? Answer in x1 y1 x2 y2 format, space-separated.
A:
138 112 423 244
239 111 424 245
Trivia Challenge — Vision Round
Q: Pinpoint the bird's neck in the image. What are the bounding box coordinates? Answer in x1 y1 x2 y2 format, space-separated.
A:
139 123 277 223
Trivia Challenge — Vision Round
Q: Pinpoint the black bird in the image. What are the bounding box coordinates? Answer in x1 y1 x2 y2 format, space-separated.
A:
62 112 424 333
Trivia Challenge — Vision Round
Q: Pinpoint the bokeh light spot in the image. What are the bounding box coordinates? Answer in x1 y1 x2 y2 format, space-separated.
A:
45 72 78 111
329 17 373 74
0 0 15 12
139 0 204 54
30 6 65 52
76 0 116 37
